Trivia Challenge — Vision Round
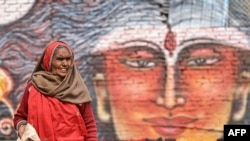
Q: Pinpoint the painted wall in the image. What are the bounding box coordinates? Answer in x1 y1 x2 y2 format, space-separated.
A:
1 0 250 140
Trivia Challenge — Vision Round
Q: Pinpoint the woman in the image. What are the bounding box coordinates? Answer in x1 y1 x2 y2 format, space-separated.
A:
13 41 98 141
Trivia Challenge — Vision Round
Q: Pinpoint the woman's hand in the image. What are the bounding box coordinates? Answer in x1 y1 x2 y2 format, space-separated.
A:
18 124 27 138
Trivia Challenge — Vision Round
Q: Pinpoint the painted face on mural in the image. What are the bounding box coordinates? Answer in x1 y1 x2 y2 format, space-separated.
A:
94 25 250 140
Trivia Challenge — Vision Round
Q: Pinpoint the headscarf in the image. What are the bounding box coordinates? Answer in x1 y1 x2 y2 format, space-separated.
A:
30 41 92 104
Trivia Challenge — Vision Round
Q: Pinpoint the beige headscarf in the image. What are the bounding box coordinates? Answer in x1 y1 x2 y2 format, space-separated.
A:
30 41 92 104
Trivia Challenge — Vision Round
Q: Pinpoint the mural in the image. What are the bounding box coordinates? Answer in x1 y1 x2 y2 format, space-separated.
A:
0 0 250 141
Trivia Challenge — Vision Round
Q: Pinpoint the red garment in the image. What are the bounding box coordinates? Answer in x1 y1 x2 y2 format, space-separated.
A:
13 83 98 141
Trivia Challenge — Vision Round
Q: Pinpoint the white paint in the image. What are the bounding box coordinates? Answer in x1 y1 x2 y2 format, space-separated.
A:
0 0 35 25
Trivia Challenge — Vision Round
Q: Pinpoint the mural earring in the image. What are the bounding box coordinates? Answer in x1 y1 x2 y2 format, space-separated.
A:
231 71 250 122
232 85 249 122
240 71 250 79
93 73 111 122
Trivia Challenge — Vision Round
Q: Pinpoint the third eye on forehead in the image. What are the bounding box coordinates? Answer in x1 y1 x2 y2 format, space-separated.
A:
176 43 239 67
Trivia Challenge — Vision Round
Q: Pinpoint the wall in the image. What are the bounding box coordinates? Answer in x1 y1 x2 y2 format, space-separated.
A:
1 0 250 140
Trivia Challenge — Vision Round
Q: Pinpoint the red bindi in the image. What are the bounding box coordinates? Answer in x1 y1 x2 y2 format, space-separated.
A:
164 24 176 56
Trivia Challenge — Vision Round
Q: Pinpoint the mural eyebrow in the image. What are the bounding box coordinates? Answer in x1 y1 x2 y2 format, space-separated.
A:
119 39 161 51
179 37 221 47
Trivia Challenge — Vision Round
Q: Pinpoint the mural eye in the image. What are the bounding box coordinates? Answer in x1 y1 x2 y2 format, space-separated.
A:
120 59 157 68
187 57 221 66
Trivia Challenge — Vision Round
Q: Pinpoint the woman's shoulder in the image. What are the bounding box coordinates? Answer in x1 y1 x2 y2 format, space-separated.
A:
23 81 34 93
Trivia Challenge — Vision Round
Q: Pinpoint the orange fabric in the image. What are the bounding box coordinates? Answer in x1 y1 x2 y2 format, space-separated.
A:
28 85 87 141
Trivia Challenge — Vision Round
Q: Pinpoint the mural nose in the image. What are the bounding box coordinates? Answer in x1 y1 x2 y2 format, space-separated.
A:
156 65 185 109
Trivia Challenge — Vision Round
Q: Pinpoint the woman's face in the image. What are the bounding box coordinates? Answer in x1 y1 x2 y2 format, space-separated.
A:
51 47 72 78
96 25 247 140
